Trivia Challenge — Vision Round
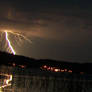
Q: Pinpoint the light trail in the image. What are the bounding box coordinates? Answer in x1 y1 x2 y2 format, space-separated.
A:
5 31 16 55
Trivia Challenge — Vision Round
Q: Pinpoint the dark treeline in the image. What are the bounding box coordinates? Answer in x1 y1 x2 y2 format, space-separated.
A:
0 51 92 74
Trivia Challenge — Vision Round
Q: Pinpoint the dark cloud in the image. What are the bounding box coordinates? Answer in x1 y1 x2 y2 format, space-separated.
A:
0 1 92 62
0 7 92 40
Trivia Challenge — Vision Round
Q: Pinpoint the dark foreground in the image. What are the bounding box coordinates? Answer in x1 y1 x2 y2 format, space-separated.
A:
0 51 92 74
0 65 92 92
0 51 92 92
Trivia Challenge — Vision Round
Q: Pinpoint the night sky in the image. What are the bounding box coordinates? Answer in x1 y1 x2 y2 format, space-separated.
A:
0 0 92 63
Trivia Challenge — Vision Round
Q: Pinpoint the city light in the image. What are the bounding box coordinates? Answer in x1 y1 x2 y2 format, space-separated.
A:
41 65 72 73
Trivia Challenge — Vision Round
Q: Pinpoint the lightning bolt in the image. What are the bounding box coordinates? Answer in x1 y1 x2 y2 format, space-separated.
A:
5 31 16 55
6 31 32 44
0 30 32 55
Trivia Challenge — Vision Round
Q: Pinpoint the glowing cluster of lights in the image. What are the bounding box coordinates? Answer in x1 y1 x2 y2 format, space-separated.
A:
0 74 12 89
41 65 72 73
12 63 25 68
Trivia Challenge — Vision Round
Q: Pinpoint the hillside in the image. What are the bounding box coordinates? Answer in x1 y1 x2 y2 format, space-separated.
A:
0 51 92 74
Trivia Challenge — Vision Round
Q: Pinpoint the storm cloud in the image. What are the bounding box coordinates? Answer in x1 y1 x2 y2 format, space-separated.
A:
0 1 92 62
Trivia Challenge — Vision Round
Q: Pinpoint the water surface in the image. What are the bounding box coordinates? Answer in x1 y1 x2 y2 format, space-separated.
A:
0 65 92 92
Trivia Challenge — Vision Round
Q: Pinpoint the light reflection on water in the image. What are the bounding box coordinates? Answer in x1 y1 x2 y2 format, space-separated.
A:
0 65 92 92
0 74 12 89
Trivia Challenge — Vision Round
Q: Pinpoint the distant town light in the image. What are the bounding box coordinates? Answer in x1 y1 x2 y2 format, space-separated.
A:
54 69 60 72
41 65 73 73
68 70 72 73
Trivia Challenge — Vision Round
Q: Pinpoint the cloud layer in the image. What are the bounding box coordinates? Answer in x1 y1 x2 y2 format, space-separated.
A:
0 6 92 42
0 1 92 62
